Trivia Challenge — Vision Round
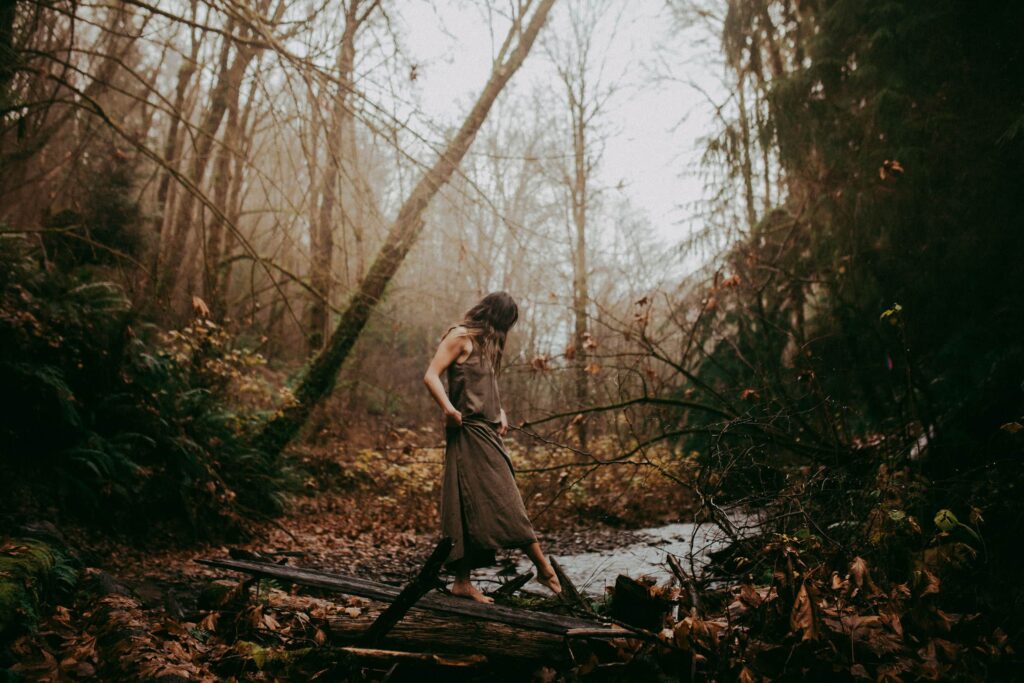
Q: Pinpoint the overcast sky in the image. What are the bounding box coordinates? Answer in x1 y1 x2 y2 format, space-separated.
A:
392 0 728 249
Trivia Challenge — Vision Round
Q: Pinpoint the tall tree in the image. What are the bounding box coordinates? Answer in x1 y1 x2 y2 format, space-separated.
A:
153 1 285 308
547 0 618 447
307 0 378 352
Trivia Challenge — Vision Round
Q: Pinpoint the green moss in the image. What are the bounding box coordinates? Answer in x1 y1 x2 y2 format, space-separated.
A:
234 640 314 672
0 538 78 639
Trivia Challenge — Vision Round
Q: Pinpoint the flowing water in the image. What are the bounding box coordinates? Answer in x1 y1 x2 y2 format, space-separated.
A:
477 514 754 596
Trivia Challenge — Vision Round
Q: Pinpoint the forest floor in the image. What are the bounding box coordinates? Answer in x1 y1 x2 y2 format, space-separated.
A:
6 422 696 680
141 421 685 589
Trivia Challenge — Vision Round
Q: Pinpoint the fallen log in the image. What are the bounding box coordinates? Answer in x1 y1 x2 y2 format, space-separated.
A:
338 646 486 668
196 557 623 637
328 605 569 660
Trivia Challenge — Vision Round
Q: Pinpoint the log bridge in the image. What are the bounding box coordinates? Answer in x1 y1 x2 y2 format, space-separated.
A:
197 538 630 664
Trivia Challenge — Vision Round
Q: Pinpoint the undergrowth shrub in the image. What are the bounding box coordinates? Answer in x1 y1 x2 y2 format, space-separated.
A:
0 235 295 538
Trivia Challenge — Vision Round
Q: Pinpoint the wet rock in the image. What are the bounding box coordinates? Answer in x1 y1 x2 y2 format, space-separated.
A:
610 575 673 631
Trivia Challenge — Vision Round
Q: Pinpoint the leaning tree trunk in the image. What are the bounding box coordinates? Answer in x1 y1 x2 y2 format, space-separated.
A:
257 0 558 456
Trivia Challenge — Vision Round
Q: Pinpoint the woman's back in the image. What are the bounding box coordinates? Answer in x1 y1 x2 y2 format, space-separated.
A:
446 331 501 425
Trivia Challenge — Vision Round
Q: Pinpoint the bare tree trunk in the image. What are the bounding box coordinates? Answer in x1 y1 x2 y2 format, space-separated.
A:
308 0 368 352
258 0 557 456
151 0 200 276
203 74 242 318
570 92 590 448
216 76 258 314
154 16 259 307
737 72 757 231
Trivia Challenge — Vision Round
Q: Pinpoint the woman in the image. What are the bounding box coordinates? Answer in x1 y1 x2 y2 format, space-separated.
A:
423 291 562 603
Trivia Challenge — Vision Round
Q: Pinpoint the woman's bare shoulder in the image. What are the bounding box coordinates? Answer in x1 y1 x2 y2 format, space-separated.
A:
442 323 470 340
441 324 474 358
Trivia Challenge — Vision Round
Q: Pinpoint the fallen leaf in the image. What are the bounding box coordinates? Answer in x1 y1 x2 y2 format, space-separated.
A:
790 581 819 640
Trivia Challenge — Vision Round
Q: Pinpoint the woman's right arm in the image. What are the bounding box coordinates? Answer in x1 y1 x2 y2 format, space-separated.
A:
423 332 467 425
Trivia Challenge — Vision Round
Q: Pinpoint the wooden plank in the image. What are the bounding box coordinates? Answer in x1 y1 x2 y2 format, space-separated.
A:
196 557 618 635
360 537 452 645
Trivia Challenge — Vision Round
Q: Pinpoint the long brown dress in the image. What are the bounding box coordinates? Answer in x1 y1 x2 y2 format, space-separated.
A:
439 335 537 571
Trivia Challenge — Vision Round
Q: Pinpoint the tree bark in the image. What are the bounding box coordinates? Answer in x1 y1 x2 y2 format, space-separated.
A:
151 0 201 277
196 556 610 634
570 86 590 448
257 0 557 456
154 18 252 305
307 0 366 352
329 609 567 660
736 72 758 231
216 76 258 310
152 0 288 309
203 63 243 317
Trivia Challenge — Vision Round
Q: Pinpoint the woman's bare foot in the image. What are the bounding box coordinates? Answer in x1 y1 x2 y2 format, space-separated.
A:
535 565 562 595
450 580 495 604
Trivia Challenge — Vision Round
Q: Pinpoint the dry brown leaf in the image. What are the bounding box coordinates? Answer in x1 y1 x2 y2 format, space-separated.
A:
192 295 210 318
199 611 219 631
881 610 904 637
790 581 820 641
739 583 763 609
673 618 692 651
262 612 280 631
917 568 941 597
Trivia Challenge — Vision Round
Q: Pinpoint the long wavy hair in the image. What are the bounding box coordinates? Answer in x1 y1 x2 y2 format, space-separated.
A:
441 291 519 372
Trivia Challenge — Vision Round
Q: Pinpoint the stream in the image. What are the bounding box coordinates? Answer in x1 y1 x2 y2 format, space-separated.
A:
477 513 756 597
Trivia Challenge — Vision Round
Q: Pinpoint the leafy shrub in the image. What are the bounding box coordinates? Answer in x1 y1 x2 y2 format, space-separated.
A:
0 235 294 537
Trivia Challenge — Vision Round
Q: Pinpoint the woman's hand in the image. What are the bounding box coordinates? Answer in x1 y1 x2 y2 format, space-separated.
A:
498 408 508 436
444 405 463 428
